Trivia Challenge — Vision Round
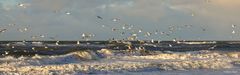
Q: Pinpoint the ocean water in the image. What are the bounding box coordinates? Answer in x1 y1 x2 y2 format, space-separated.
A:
0 41 240 75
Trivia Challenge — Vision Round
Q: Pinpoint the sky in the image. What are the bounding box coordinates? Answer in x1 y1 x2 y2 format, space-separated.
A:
0 0 240 41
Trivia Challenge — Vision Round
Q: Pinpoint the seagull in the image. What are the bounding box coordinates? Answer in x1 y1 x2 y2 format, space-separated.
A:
232 30 236 34
0 29 7 33
65 12 71 15
77 41 80 45
97 16 103 20
232 24 236 28
55 41 59 46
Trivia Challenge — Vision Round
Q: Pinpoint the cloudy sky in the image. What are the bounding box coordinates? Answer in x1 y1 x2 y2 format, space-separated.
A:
0 0 239 41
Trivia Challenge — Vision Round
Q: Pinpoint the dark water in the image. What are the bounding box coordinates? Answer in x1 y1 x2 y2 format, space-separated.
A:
1 41 240 56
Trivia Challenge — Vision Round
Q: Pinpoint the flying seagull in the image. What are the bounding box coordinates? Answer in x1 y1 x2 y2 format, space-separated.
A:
97 16 103 20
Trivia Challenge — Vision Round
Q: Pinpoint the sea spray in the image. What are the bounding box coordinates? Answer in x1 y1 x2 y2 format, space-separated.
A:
74 50 100 60
97 49 114 58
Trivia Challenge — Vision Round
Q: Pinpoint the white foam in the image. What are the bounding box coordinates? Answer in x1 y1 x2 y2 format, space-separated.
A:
0 50 239 74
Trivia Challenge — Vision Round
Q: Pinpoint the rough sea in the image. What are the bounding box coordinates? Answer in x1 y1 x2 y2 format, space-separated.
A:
0 41 240 75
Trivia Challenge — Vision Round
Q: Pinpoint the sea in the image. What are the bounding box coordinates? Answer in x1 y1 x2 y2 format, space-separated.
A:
0 41 240 75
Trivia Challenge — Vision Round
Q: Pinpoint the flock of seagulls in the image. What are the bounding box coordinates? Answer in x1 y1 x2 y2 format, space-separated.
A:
0 15 238 42
232 24 237 34
0 1 239 42
96 15 202 41
0 0 239 56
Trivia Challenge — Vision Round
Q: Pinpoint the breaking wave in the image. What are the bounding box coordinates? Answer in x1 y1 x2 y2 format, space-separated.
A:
0 49 240 74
